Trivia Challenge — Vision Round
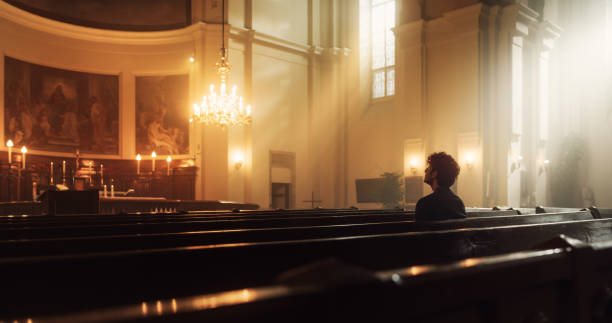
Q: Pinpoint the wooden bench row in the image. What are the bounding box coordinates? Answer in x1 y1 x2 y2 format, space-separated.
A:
0 211 594 250
31 237 610 323
2 214 612 318
0 209 589 240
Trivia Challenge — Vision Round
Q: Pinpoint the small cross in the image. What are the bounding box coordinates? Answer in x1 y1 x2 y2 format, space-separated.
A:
303 191 322 208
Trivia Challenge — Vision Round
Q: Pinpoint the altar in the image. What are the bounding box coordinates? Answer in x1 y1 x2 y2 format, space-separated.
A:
0 151 198 202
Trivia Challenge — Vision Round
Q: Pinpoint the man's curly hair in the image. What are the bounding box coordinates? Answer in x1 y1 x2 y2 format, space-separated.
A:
427 152 460 187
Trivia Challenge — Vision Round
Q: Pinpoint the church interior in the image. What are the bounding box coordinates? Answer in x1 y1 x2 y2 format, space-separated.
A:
1 0 612 321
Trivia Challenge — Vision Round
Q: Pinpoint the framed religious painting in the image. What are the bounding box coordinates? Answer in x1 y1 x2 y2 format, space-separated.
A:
3 56 119 154
135 75 189 156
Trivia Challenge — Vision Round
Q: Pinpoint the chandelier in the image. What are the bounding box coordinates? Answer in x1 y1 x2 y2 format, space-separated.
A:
192 1 252 128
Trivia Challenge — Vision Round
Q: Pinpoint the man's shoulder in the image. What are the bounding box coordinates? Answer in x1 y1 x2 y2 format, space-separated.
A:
416 192 436 205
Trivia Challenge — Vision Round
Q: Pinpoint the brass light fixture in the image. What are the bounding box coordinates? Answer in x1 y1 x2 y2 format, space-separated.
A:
192 0 252 128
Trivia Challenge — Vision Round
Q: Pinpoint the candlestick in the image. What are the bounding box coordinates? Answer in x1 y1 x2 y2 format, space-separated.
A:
62 160 66 184
151 151 157 172
100 164 104 186
32 182 37 201
50 161 54 185
103 184 107 198
6 140 13 164
20 146 27 169
136 154 141 175
166 156 172 176
110 184 114 198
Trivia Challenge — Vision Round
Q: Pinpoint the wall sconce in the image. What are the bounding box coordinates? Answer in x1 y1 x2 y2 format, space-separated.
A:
465 152 475 170
539 159 550 176
233 151 244 170
409 158 418 176
511 155 523 174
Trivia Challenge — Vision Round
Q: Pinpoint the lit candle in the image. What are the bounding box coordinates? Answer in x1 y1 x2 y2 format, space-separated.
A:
103 184 107 198
136 154 141 175
100 164 104 186
166 156 172 176
110 184 114 198
20 146 27 169
50 161 54 185
6 140 13 164
32 182 37 201
62 160 66 180
151 151 157 172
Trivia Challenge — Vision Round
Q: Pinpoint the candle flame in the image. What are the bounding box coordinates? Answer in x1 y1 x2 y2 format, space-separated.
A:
151 151 157 158
21 146 27 153
6 140 13 147
166 156 172 162
136 154 142 161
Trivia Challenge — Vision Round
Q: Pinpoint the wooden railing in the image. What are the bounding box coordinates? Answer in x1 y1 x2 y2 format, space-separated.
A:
0 159 197 201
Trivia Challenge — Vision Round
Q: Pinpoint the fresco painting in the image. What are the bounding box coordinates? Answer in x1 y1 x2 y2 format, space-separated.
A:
135 75 189 155
4 56 119 154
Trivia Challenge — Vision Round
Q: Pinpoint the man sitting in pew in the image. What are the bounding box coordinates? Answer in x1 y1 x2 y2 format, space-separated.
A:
415 152 466 221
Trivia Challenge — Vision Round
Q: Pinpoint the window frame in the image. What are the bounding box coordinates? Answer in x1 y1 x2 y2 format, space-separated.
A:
369 0 396 102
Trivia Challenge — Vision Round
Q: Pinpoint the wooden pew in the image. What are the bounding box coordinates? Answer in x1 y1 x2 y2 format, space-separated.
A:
0 208 410 224
0 209 570 241
1 237 598 322
0 209 521 235
1 216 611 316
0 211 593 255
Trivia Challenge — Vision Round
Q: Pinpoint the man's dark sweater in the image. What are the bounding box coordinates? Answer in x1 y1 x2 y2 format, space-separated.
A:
415 187 467 221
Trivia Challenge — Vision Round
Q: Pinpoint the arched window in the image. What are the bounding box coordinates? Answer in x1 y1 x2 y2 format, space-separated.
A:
361 0 396 100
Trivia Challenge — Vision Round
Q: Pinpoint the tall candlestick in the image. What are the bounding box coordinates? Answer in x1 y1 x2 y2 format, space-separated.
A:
151 151 157 172
6 140 13 164
136 154 141 175
103 184 107 198
110 184 114 198
62 160 66 184
166 156 172 176
20 146 27 169
100 164 104 186
50 161 54 185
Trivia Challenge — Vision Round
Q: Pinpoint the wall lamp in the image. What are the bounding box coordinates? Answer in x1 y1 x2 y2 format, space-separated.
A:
409 158 418 176
511 155 523 174
233 151 244 170
465 152 475 170
539 159 550 176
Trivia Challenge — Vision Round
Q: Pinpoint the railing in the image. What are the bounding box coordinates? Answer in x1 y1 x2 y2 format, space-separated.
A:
0 162 197 201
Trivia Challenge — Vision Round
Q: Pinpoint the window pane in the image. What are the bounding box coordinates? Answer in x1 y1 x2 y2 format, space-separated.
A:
371 5 385 69
359 0 370 51
372 0 388 5
386 68 395 96
373 70 385 98
385 1 395 67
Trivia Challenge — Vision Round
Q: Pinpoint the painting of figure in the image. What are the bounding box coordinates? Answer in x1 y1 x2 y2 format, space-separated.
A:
135 75 189 155
4 56 119 154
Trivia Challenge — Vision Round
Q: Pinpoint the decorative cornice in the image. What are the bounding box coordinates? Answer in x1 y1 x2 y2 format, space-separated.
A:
1 1 334 58
309 46 324 55
319 47 351 59
0 1 206 45
251 30 312 54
